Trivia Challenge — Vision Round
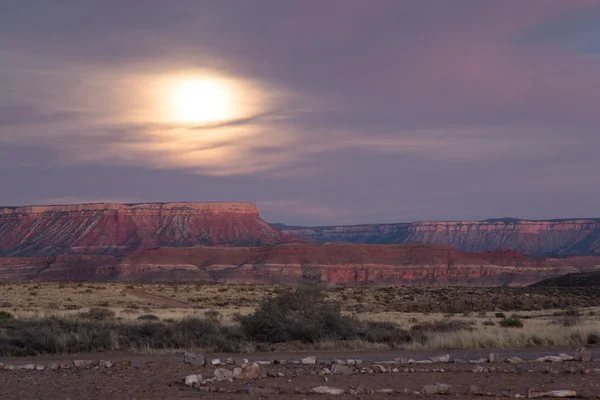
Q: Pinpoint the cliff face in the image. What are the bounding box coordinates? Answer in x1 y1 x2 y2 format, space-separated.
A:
277 219 600 255
0 202 299 256
1 243 598 286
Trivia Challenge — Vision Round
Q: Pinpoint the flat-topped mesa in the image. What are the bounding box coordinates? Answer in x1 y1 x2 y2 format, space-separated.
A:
278 218 600 255
0 202 295 256
0 202 259 216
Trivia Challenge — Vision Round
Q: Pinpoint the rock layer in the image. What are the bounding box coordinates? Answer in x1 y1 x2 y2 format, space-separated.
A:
0 202 298 256
275 219 600 255
1 243 598 285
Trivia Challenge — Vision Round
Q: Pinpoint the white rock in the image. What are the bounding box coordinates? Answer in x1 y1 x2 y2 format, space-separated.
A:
559 353 575 361
301 356 317 364
213 368 233 381
422 383 451 395
310 386 345 395
184 374 201 387
574 347 591 362
431 354 450 363
21 364 36 370
210 358 222 366
255 360 272 365
183 352 205 366
536 356 563 363
331 364 354 375
506 357 524 363
527 389 577 398
35 364 45 370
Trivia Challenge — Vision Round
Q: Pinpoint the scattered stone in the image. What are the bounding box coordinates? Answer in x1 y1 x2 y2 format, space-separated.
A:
536 356 563 363
232 362 261 380
321 368 332 375
60 364 71 369
1 364 15 370
35 364 45 370
472 365 485 373
395 357 407 364
273 359 287 365
377 388 394 394
469 385 483 395
527 389 577 398
431 354 450 363
373 364 389 373
422 383 451 395
575 347 592 362
72 360 95 368
347 359 363 365
470 358 488 364
183 374 201 387
240 386 281 395
559 353 575 361
416 360 433 364
333 359 346 365
21 364 36 370
506 357 524 363
515 365 534 373
302 356 316 364
213 367 233 381
331 363 354 375
98 360 113 368
256 360 272 365
191 382 215 392
310 386 345 395
210 358 222 366
113 360 132 368
225 357 235 365
183 352 205 366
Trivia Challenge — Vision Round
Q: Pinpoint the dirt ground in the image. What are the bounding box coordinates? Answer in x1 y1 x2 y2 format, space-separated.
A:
2 355 600 400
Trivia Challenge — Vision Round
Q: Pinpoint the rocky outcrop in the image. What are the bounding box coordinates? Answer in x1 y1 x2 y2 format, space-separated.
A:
275 219 600 255
0 202 299 256
1 243 598 285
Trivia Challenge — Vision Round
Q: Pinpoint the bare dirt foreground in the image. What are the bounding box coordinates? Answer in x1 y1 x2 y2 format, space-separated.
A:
2 351 600 400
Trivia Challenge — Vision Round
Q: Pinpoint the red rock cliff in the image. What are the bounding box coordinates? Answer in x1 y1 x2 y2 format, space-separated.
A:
278 219 600 255
0 202 299 256
1 243 599 286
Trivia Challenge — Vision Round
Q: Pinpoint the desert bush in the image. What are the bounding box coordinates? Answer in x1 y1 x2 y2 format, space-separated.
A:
495 312 506 319
204 309 222 322
411 320 474 333
0 311 13 321
0 317 245 356
1 302 12 308
587 332 600 345
137 314 159 321
499 317 523 328
79 307 115 321
482 320 495 326
236 285 362 343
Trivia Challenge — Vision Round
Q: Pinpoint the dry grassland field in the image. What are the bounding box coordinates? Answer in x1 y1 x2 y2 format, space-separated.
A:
1 283 600 354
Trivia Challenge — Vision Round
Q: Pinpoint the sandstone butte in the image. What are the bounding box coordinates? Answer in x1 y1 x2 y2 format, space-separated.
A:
0 202 299 256
275 218 600 255
0 202 599 285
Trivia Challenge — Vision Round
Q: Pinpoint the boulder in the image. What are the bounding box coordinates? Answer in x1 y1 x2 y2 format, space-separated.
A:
331 364 354 375
213 368 233 381
310 386 345 395
232 363 261 380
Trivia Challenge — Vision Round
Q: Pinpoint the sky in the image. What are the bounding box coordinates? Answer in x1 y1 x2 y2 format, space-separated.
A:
1 0 600 226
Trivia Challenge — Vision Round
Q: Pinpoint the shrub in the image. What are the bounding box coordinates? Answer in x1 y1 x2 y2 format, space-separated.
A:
495 312 506 319
482 320 495 326
137 314 159 321
499 318 523 328
411 320 474 333
204 309 222 323
79 307 115 321
0 311 13 321
236 285 362 343
1 302 12 308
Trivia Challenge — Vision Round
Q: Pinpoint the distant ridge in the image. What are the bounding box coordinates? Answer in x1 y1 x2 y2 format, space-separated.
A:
274 218 600 255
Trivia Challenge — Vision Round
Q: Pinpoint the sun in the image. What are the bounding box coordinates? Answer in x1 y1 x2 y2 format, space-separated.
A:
168 78 233 124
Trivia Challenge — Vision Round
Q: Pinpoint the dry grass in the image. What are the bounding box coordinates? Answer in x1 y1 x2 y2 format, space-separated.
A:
2 282 600 353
